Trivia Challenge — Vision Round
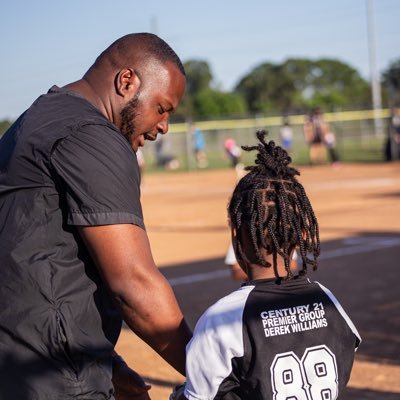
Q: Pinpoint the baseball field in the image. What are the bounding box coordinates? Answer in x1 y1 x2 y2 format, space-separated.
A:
115 161 400 400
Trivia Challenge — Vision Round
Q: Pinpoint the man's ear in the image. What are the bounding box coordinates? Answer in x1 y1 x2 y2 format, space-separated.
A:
115 68 141 97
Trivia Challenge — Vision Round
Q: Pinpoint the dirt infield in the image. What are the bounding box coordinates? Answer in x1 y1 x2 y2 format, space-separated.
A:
115 162 400 400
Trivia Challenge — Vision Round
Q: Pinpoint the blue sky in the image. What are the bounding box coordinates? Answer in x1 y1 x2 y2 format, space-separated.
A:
0 0 398 120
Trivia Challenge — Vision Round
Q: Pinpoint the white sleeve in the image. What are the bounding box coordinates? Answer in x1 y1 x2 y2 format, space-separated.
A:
184 285 254 400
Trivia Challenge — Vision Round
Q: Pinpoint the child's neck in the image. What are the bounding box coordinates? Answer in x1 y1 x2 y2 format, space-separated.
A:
245 255 295 281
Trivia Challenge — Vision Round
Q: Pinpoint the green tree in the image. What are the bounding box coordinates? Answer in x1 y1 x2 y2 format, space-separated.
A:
193 89 247 118
234 62 291 114
306 59 371 109
0 119 12 137
235 58 371 114
183 60 213 95
173 59 213 120
175 59 247 120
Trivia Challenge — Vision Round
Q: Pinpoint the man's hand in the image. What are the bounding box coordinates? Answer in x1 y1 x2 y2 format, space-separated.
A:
169 384 186 400
112 356 151 400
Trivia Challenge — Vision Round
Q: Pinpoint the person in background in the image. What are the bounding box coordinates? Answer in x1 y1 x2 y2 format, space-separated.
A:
324 130 341 167
303 107 328 165
0 33 192 399
384 107 400 161
191 123 208 168
224 138 242 168
171 130 361 400
154 135 180 170
223 137 245 178
279 118 294 155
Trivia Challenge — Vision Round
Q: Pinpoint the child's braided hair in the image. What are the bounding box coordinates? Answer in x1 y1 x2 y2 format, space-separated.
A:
228 130 320 279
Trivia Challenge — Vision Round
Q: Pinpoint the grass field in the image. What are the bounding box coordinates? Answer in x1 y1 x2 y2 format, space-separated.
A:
142 135 388 173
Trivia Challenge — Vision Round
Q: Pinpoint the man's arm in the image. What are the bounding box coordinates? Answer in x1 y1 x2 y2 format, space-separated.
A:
78 223 192 375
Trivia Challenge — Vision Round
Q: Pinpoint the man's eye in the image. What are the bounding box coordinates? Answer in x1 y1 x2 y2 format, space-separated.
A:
158 106 164 114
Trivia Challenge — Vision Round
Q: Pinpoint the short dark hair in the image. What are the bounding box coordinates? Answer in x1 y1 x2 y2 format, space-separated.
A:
92 32 185 76
228 130 320 279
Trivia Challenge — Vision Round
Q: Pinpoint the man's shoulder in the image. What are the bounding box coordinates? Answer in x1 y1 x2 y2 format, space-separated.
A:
24 86 120 146
36 85 109 125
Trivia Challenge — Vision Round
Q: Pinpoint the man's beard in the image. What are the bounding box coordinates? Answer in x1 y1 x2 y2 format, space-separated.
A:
120 93 140 143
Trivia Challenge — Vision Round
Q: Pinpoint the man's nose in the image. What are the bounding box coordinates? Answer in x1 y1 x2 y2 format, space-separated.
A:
157 115 169 134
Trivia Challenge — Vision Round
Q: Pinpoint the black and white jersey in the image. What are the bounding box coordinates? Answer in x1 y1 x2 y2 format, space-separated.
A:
184 276 361 400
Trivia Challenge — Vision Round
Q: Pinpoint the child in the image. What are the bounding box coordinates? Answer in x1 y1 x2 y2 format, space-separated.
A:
324 131 341 166
171 130 361 400
279 119 294 155
223 138 243 170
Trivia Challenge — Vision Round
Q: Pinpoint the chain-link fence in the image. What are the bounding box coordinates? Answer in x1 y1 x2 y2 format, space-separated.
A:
141 109 394 172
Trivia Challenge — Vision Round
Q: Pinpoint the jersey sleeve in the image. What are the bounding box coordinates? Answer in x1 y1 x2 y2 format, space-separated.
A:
184 286 254 400
50 122 144 228
316 281 362 350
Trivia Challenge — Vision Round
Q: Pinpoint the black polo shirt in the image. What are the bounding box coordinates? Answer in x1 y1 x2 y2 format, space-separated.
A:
0 86 143 399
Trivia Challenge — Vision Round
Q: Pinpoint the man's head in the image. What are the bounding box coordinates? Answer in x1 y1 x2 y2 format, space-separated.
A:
228 130 320 279
83 33 186 151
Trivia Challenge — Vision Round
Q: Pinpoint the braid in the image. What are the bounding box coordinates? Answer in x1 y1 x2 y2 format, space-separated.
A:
228 130 320 279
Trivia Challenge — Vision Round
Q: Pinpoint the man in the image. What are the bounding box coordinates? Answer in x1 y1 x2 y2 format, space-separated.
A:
0 33 192 399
